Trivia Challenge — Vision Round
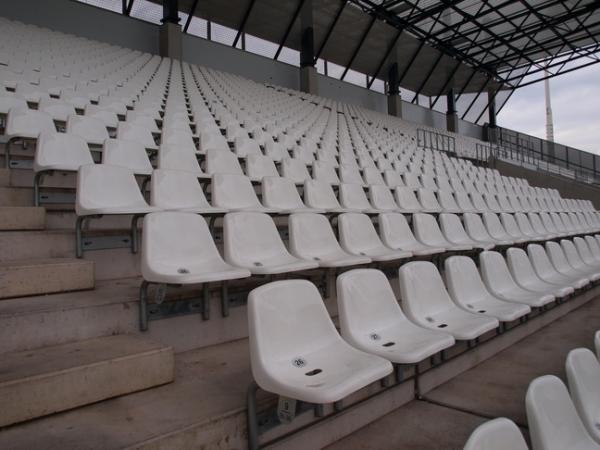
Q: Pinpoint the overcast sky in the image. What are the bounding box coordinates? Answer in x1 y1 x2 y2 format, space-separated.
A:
497 61 600 155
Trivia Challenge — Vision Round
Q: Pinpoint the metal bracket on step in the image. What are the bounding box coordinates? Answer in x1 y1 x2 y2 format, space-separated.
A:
81 234 133 252
9 159 32 169
221 285 248 318
139 281 210 331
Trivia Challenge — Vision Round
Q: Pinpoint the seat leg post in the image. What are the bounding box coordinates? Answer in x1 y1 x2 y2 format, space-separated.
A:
333 400 343 412
131 214 144 254
414 363 422 399
4 138 12 169
33 171 45 207
247 381 260 450
139 280 150 332
395 364 404 383
202 283 210 320
75 215 86 258
314 404 325 417
220 281 229 318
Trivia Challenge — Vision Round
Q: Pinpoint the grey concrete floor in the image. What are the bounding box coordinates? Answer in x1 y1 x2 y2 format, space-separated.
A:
326 295 600 450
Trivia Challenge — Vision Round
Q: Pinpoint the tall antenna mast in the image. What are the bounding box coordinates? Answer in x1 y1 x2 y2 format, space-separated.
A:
545 71 554 142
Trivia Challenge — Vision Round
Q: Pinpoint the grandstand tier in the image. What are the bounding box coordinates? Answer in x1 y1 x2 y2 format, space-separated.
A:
1 12 600 450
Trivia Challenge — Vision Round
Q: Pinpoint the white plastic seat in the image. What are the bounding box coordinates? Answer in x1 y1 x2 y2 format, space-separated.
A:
362 167 385 186
5 106 56 140
262 176 321 213
438 190 462 213
0 94 28 115
117 122 158 151
464 213 512 246
413 213 472 251
337 269 455 364
369 185 401 211
205 148 244 176
526 375 600 450
584 236 600 264
398 261 499 340
66 115 109 146
339 165 365 185
394 187 423 213
288 213 371 267
233 136 262 158
313 161 340 184
248 280 393 404
102 138 153 176
483 213 523 244
211 173 276 213
141 211 250 284
338 213 412 261
463 418 529 450
304 179 347 213
76 164 160 216
506 247 574 298
528 213 558 240
440 213 495 250
527 244 589 290
34 131 94 174
500 213 537 242
150 169 225 214
339 183 380 213
84 104 119 129
479 251 555 308
379 212 445 256
38 98 76 122
446 256 530 322
566 348 600 445
561 239 600 281
545 241 600 282
246 154 279 181
574 237 600 269
281 157 311 184
455 190 478 213
157 143 207 177
515 213 547 241
417 188 442 213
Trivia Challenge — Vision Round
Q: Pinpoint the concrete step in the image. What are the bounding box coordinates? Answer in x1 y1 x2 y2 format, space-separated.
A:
0 168 9 187
8 168 77 189
0 229 141 280
0 206 45 230
0 258 94 299
0 187 33 206
0 287 597 448
0 335 174 428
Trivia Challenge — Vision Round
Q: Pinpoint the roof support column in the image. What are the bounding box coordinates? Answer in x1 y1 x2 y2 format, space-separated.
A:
300 0 317 95
486 87 498 143
387 62 402 118
446 88 459 133
159 0 182 59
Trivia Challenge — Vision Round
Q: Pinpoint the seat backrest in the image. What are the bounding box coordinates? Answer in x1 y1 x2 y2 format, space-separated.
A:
395 187 422 211
363 167 385 185
304 179 342 210
585 235 600 257
573 237 595 265
150 169 211 209
281 157 311 183
312 161 340 184
212 173 262 209
224 212 293 267
378 212 419 249
246 154 279 180
141 211 229 278
439 213 471 243
205 148 244 175
102 138 153 176
288 213 344 259
340 183 373 210
157 143 204 175
445 255 493 307
234 136 262 157
438 190 459 211
479 251 520 294
369 185 398 210
66 114 109 145
76 164 148 214
117 122 156 149
463 418 529 450
417 188 441 211
6 106 56 138
483 213 509 239
248 280 342 366
337 268 409 338
413 213 448 246
561 239 586 269
34 131 94 173
566 348 600 443
338 213 384 251
506 247 540 284
526 375 598 450
339 164 365 185
262 176 304 209
398 260 455 319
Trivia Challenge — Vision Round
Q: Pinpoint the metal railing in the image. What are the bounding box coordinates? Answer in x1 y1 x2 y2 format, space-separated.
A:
494 127 600 185
417 128 455 154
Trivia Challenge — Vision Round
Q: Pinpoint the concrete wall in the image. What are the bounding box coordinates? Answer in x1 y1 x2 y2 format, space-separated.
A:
493 159 600 209
1 0 159 54
182 34 300 90
315 75 387 113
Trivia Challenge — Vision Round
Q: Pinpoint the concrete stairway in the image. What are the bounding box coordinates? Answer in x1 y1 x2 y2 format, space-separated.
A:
0 165 175 431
